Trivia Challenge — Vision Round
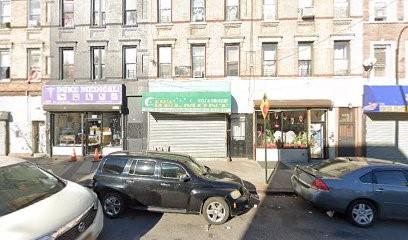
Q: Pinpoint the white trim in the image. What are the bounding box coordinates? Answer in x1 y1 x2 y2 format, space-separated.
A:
294 35 319 42
369 41 396 83
221 36 245 43
330 34 355 41
369 0 398 22
258 36 283 43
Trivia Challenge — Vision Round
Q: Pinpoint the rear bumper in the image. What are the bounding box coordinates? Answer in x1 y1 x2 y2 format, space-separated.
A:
291 175 346 213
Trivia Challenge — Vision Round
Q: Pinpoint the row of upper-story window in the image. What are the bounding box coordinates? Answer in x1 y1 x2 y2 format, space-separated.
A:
58 0 354 28
0 0 40 26
0 42 396 81
55 41 351 81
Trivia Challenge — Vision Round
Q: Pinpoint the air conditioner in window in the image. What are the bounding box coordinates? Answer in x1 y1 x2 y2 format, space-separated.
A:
28 20 40 27
301 7 315 19
193 71 204 78
0 22 10 28
374 13 386 21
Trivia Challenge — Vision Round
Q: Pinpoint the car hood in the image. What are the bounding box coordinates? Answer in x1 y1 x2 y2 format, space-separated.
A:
203 169 243 187
0 181 95 240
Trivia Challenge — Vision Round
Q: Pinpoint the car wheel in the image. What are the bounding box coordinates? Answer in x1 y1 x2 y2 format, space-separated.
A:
203 197 230 225
102 192 125 218
347 200 376 227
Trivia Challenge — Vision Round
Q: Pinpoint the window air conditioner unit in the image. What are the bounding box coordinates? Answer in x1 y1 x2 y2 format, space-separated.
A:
29 20 40 27
374 13 386 21
301 7 315 19
1 22 10 28
193 71 204 78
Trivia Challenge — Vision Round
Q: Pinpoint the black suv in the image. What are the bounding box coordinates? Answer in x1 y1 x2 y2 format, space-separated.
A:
93 151 251 224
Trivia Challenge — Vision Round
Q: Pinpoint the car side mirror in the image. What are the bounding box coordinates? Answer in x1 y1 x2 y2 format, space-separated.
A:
179 174 191 182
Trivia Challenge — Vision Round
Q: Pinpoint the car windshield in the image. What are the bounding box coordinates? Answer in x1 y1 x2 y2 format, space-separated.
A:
314 160 367 177
0 162 65 217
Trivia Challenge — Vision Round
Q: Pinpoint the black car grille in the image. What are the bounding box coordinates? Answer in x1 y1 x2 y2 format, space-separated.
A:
56 206 97 240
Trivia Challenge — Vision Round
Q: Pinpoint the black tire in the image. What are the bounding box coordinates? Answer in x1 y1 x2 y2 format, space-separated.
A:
101 192 125 218
347 200 377 227
203 197 230 225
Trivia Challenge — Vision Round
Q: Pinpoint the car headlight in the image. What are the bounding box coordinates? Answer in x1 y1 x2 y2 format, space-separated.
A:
230 189 242 200
92 191 99 210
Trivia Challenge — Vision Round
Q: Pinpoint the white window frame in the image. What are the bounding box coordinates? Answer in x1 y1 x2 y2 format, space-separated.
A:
298 0 313 9
62 0 74 27
91 47 105 80
262 42 277 77
124 0 137 26
158 45 172 78
263 0 277 21
28 0 41 27
0 49 10 81
124 46 137 80
333 41 350 76
0 0 10 25
369 41 396 82
225 43 240 77
27 48 42 82
369 0 397 22
334 0 349 19
158 0 172 23
191 45 206 78
298 42 313 77
61 48 74 80
92 0 106 26
225 0 239 21
191 0 205 22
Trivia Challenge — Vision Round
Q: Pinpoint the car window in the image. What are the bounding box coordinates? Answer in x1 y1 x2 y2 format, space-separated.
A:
102 157 128 175
129 160 137 174
360 172 373 183
0 163 65 217
374 171 408 186
315 160 367 177
134 160 156 176
161 163 186 179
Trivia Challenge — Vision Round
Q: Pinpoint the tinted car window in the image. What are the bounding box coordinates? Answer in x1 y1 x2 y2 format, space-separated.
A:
360 172 373 183
161 163 186 179
0 163 65 217
102 157 128 175
134 160 156 176
129 160 137 174
374 171 408 186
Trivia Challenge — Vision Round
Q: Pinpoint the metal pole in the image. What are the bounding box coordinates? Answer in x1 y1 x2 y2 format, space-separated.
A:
264 117 267 183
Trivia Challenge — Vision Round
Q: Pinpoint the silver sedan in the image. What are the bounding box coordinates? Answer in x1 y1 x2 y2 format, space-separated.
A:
291 157 408 227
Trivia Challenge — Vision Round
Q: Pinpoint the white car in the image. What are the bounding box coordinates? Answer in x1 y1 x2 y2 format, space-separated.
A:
0 157 103 240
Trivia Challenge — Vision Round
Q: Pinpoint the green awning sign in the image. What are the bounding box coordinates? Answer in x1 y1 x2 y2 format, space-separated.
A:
142 92 231 113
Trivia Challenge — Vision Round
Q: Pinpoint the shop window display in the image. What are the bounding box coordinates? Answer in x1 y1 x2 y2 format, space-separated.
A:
54 113 82 146
102 113 122 147
256 110 308 149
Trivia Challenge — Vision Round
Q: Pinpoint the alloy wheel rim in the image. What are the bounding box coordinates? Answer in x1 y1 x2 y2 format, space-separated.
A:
351 203 374 225
207 201 226 223
104 196 121 216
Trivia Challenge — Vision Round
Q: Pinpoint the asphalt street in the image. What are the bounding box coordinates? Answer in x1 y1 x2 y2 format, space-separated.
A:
97 195 408 240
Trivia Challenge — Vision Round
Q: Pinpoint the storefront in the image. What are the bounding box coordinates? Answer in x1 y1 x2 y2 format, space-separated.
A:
254 99 333 162
142 91 231 158
363 85 408 161
42 84 126 156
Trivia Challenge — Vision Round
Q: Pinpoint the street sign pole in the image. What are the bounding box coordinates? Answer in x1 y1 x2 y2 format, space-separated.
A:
260 94 269 184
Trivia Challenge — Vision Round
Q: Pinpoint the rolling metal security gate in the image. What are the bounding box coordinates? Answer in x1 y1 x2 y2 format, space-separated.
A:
148 113 227 158
365 116 408 161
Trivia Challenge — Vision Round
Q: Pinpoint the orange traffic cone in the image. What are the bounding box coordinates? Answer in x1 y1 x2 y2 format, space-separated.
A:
93 148 101 162
69 148 77 162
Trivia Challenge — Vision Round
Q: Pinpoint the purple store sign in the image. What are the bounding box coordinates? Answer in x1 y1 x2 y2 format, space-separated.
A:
42 84 123 105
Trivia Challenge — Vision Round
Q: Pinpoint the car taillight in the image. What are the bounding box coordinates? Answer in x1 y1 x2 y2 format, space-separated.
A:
311 178 330 191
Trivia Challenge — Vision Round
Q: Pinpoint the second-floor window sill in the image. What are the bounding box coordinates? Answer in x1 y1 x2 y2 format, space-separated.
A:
156 23 174 29
261 20 279 27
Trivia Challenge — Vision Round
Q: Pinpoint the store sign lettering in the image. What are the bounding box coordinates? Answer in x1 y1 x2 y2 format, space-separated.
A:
142 92 231 113
42 84 123 105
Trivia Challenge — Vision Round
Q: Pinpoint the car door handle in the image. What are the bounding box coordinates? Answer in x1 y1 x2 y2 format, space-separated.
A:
375 188 384 192
125 179 135 184
160 183 170 187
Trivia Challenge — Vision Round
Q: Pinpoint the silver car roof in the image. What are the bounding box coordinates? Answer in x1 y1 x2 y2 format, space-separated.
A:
0 156 26 168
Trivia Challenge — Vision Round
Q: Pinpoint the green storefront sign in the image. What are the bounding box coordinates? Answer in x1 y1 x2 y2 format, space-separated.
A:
142 92 231 113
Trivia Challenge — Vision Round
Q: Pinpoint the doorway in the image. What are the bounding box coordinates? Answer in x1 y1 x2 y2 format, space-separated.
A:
338 108 356 157
84 113 102 155
32 121 46 154
310 110 327 159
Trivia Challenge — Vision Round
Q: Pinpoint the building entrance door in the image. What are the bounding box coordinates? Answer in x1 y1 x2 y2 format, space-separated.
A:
338 108 356 157
84 113 102 155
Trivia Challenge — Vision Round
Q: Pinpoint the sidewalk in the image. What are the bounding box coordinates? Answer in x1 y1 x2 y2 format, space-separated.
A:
25 156 299 195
